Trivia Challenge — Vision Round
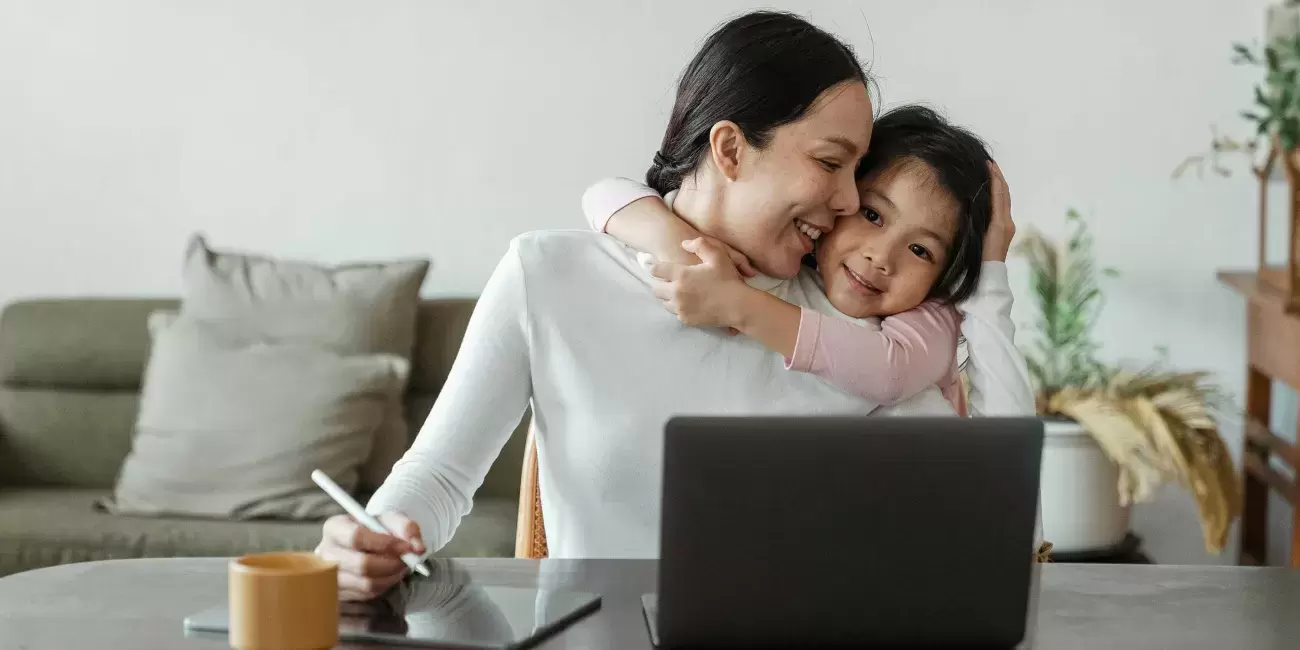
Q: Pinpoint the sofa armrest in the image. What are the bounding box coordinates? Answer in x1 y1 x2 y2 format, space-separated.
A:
0 415 10 488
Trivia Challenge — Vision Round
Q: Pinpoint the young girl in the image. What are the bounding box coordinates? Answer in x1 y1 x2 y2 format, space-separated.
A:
581 105 1004 412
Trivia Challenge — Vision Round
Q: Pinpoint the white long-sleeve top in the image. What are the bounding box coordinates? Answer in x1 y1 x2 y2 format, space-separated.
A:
367 230 1037 558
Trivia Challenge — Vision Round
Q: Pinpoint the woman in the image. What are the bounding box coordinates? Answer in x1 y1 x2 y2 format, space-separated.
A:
317 11 1032 601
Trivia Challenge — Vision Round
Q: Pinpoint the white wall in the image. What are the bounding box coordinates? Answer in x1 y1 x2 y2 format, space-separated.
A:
0 1 1281 563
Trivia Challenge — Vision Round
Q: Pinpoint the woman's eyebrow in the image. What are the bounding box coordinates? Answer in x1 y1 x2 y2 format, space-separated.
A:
818 136 861 156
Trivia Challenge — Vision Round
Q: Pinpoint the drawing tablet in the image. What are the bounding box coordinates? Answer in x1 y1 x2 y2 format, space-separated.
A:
184 568 600 649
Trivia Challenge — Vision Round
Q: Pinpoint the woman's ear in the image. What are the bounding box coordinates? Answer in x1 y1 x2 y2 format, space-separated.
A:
707 121 747 182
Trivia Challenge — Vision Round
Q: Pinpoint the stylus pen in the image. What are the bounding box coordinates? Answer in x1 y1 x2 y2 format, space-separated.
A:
311 469 431 578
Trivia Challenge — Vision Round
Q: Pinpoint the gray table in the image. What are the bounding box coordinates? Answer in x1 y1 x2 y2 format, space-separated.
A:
0 558 1295 649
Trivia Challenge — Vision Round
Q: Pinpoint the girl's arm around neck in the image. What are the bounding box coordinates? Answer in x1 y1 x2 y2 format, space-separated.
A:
783 301 959 405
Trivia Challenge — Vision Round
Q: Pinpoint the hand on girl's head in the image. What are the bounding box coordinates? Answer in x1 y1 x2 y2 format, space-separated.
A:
983 162 1015 263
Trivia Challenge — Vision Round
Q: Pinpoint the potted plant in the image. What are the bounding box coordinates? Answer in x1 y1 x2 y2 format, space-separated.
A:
1174 19 1300 310
1015 210 1241 554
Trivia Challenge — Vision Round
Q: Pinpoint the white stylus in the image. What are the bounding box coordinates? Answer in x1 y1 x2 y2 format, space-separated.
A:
311 469 431 577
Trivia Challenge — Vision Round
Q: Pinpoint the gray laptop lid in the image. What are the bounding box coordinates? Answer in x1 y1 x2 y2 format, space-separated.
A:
653 416 1043 649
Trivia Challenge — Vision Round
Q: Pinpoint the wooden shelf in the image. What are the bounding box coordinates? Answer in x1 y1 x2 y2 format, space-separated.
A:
1220 269 1300 567
1220 268 1300 313
1218 270 1268 298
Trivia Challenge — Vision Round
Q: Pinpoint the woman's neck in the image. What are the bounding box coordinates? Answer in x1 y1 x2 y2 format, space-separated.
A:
667 181 725 241
668 180 788 291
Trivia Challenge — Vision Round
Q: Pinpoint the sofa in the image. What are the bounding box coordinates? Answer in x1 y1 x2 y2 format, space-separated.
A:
0 298 530 577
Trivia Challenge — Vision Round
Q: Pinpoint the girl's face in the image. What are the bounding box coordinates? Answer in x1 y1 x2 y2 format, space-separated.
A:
814 160 960 318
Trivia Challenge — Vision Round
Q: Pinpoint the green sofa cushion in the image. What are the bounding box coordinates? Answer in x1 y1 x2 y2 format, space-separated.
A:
0 388 139 488
0 298 483 394
0 488 518 577
0 299 176 390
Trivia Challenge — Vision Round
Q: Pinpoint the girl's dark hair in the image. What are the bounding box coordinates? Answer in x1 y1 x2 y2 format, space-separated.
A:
647 11 867 194
856 105 993 305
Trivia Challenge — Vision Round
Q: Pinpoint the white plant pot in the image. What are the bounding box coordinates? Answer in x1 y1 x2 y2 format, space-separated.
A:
1039 419 1131 553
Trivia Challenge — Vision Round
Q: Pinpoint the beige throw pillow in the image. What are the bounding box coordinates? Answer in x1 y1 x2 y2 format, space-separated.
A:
103 315 409 520
180 235 429 490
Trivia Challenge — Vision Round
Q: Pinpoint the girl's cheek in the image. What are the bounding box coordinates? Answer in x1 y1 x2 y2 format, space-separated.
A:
906 266 943 298
813 243 831 269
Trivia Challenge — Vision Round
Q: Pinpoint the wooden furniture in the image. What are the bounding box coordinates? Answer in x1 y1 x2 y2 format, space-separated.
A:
3 557 1300 649
1219 270 1300 566
1246 139 1300 312
513 422 548 559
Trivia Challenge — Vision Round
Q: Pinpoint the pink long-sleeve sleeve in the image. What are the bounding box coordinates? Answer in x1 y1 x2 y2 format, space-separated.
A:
786 301 961 407
580 177 660 233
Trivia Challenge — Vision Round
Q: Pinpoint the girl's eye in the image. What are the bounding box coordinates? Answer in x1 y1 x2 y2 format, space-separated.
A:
818 159 842 172
862 208 882 225
909 243 934 261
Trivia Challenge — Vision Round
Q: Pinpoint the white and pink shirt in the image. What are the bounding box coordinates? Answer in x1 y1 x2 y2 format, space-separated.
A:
582 177 977 412
366 184 1038 560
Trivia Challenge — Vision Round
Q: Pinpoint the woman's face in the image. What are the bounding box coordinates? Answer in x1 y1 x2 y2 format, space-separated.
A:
815 160 959 318
717 81 874 279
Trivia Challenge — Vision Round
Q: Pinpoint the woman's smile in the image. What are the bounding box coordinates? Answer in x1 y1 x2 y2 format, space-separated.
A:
792 218 827 254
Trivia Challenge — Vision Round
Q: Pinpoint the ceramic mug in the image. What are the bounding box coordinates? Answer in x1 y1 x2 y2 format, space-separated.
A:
228 551 339 650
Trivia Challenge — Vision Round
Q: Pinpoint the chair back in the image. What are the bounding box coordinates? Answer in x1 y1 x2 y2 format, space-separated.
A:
514 421 548 558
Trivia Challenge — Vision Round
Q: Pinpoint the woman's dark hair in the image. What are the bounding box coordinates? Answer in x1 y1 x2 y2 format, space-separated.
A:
647 11 867 194
855 105 993 305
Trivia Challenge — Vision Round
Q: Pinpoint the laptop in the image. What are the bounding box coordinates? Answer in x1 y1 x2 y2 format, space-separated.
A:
644 416 1044 649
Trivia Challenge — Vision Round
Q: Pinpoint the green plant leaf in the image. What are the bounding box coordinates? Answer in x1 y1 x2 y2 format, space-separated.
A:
1233 42 1257 64
1014 210 1112 403
1269 67 1286 88
1256 85 1271 108
1267 46 1281 71
1283 117 1300 151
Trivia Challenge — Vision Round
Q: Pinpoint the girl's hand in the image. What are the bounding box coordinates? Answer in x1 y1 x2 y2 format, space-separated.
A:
984 161 1016 262
649 237 753 328
648 237 757 277
715 240 758 278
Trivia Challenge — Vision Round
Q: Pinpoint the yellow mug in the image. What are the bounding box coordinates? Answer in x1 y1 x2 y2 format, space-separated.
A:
228 552 339 650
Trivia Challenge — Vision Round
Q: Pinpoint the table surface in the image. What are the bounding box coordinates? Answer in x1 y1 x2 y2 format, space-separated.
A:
0 558 1296 649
